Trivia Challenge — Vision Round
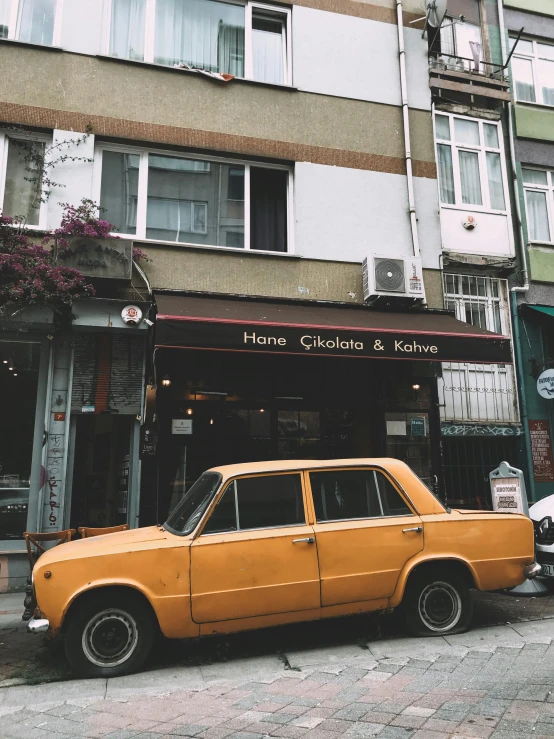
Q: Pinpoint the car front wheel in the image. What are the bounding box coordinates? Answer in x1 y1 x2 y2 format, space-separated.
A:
64 590 156 678
402 567 473 637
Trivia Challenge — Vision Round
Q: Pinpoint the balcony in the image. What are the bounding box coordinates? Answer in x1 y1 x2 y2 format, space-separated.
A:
429 53 511 103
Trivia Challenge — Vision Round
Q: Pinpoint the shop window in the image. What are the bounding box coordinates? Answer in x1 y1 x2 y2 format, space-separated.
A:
0 340 41 541
510 37 554 107
203 473 304 533
434 113 507 213
522 167 554 243
310 469 411 523
0 135 47 227
97 146 291 253
0 0 60 45
107 0 291 85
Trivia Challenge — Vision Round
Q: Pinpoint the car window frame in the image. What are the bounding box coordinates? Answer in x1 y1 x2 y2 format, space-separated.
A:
197 470 310 537
305 466 418 525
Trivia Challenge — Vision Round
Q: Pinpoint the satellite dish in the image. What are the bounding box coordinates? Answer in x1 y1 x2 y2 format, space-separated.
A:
426 0 447 28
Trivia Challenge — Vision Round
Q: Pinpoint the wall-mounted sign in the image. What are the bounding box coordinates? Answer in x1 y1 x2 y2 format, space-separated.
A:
56 237 132 280
140 427 159 458
172 419 193 435
81 405 95 413
537 369 554 399
410 417 426 437
529 420 554 482
121 305 143 325
54 412 66 422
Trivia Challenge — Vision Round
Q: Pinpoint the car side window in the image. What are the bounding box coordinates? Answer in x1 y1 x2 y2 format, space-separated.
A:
310 469 412 523
202 473 305 534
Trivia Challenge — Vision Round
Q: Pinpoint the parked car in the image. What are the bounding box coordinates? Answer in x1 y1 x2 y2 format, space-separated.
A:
529 493 554 582
28 458 540 678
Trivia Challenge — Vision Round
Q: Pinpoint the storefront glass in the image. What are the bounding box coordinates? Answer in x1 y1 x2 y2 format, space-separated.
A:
0 340 41 540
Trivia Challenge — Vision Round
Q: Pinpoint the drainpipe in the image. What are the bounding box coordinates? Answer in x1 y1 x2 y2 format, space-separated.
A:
497 0 535 500
396 0 421 258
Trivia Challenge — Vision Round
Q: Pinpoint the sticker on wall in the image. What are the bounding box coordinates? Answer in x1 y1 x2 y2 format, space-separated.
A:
462 215 477 230
537 369 554 399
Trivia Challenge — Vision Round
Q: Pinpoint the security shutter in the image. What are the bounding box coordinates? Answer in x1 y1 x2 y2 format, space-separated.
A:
72 334 144 415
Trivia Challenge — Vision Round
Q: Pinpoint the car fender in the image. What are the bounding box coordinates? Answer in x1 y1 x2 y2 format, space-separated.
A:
390 553 479 608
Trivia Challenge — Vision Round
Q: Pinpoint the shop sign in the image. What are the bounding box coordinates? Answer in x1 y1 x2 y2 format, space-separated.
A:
537 369 554 399
56 237 132 280
172 419 193 435
82 405 95 413
140 427 159 458
529 420 554 482
156 321 512 364
490 461 528 515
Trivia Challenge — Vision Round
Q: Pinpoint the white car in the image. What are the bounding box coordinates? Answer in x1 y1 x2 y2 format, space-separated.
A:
530 494 554 581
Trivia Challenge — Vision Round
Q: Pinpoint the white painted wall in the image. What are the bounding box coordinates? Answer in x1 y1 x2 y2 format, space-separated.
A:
293 162 441 269
292 6 431 110
60 0 105 55
440 208 515 257
46 130 96 228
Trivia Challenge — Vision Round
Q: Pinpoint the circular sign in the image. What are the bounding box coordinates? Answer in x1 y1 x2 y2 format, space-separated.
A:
537 369 554 399
121 305 143 325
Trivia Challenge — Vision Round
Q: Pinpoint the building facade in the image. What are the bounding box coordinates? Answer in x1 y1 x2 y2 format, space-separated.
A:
0 0 516 589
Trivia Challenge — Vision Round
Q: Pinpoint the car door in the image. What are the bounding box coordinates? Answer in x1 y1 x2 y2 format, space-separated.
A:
308 467 424 607
190 471 320 623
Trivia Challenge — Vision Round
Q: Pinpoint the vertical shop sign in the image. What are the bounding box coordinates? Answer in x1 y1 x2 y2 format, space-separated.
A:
117 454 130 514
529 420 554 482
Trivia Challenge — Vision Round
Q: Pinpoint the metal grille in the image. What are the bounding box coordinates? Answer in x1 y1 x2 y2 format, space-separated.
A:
439 274 519 424
442 436 518 508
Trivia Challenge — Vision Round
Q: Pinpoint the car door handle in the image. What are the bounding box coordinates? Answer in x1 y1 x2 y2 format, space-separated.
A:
402 527 423 533
293 537 315 544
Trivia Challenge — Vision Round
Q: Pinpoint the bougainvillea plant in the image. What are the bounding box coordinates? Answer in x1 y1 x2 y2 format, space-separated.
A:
0 199 149 328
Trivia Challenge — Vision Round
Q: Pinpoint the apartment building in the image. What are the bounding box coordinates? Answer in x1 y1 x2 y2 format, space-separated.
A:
0 0 513 589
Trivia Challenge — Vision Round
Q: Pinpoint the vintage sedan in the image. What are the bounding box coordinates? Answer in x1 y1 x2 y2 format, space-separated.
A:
28 459 540 678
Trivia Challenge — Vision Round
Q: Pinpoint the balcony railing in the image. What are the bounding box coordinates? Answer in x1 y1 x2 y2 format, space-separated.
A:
429 52 512 102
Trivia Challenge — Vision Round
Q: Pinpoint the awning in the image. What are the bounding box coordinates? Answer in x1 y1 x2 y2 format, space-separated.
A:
527 305 554 319
155 294 512 364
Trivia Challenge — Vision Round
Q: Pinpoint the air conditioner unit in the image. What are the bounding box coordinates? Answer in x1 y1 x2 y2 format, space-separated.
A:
362 255 426 303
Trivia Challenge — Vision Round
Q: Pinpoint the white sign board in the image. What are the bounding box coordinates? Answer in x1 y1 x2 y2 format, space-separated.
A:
537 369 554 399
172 419 193 435
491 477 523 514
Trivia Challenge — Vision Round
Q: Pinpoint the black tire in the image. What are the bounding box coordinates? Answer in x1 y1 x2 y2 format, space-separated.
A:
64 590 156 678
402 566 473 637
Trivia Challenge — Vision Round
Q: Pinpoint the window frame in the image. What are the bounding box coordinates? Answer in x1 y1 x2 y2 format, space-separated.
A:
510 36 554 108
433 112 509 215
521 166 554 245
1 0 63 46
92 142 294 254
0 130 50 229
306 466 417 525
198 471 308 536
443 274 510 338
103 0 292 86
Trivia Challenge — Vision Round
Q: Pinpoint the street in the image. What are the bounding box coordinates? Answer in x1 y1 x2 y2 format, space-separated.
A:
1 590 554 739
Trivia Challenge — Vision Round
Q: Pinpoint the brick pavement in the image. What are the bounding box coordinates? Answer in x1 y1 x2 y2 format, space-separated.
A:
2 638 554 738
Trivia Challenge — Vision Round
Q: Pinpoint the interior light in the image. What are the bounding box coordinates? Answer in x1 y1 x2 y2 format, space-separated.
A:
186 408 193 416
210 418 214 425
2 360 7 364
259 408 265 413
161 375 171 387
13 373 17 377
8 366 13 371
412 384 421 390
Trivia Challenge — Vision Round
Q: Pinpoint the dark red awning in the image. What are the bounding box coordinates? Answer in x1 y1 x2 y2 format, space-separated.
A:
154 294 512 364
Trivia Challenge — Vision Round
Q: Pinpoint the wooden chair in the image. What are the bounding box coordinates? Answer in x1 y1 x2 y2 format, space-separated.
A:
79 524 129 538
23 529 76 570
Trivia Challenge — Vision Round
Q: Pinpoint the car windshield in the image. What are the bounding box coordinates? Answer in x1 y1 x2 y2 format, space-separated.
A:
164 472 222 535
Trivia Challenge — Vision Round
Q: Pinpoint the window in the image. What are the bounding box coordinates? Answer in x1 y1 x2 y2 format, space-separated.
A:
434 113 507 212
97 146 291 252
439 17 482 72
107 0 291 85
522 167 554 243
444 274 508 336
309 469 412 523
510 37 554 107
202 474 304 534
0 134 46 227
0 0 60 45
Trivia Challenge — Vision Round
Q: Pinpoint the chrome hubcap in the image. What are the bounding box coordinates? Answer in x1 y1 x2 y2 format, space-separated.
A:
82 608 139 668
418 581 462 632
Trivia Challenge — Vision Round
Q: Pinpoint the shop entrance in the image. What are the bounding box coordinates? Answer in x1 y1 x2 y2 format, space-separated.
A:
68 415 133 529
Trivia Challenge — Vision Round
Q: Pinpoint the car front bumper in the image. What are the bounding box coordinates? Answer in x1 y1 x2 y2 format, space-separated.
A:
27 617 50 634
524 562 544 579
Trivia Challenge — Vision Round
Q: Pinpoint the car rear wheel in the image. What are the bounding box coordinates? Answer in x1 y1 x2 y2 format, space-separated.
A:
402 567 473 637
64 591 156 678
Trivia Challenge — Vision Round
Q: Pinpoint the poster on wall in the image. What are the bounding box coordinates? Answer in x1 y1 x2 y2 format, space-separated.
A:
529 420 554 482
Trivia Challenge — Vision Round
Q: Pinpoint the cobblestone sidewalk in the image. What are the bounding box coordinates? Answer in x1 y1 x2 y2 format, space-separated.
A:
2 637 554 739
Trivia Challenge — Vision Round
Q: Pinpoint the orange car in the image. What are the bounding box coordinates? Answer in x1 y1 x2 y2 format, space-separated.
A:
28 459 540 678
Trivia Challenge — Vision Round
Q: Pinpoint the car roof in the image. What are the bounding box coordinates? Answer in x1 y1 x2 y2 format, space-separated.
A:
209 458 409 476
